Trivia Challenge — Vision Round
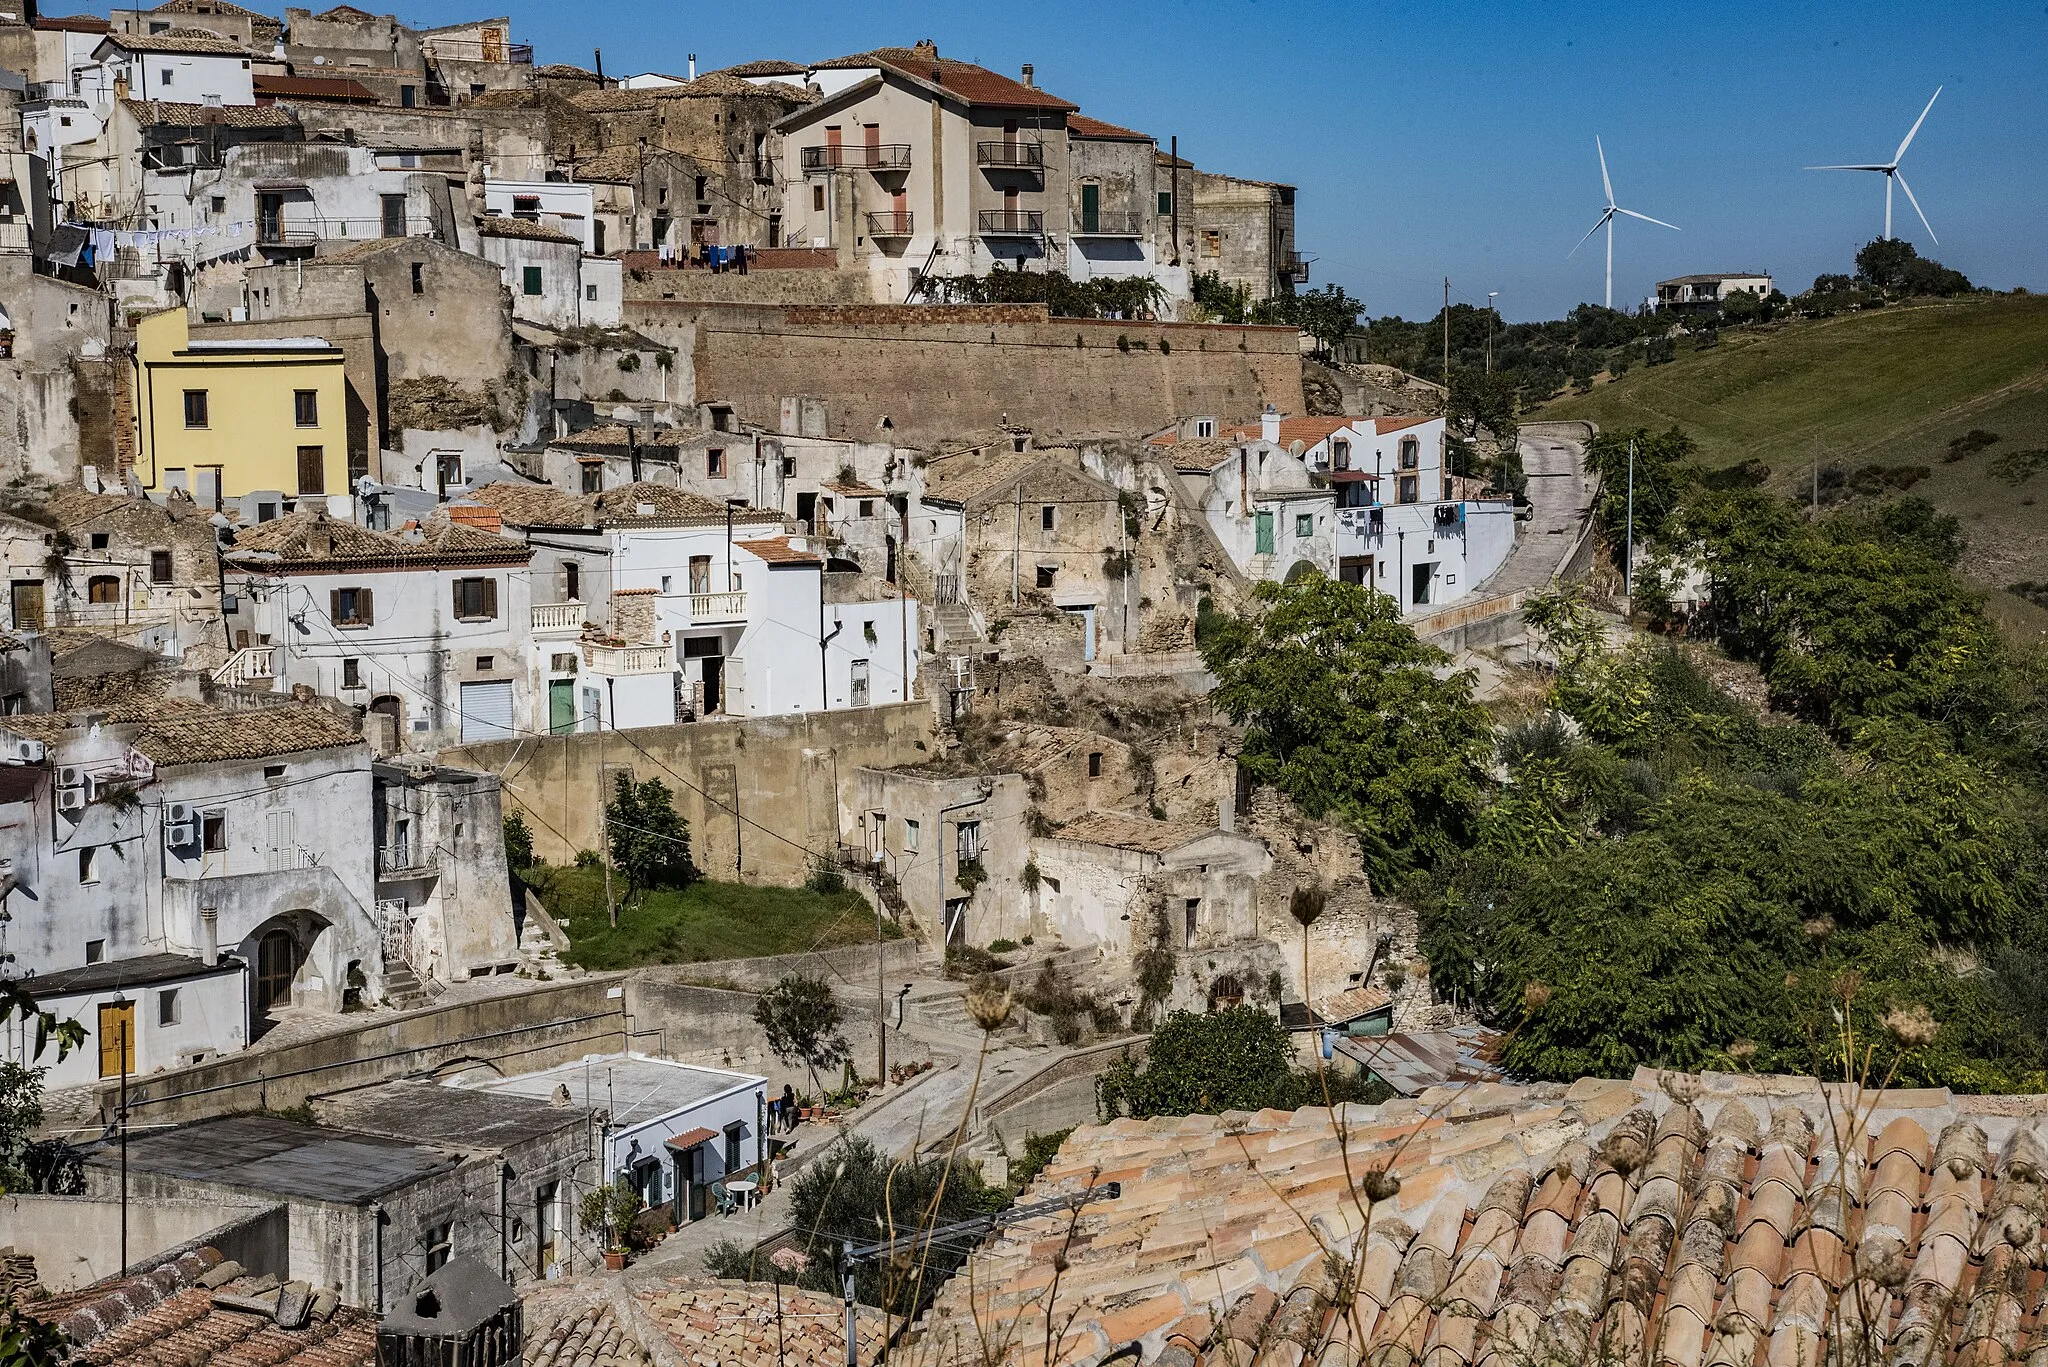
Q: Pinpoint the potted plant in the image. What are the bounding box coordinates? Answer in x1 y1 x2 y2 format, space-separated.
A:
580 1180 642 1271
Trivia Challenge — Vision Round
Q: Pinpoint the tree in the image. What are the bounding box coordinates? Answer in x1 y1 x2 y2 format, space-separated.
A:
0 1063 46 1195
501 810 535 872
1583 425 1698 570
1099 1007 1302 1118
1261 284 1364 356
1855 238 1974 298
1199 577 1494 883
752 973 850 1096
605 774 697 896
0 1302 69 1367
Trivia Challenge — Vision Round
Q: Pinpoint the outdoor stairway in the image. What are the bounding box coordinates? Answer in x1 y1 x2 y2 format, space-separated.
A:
382 964 431 1010
933 600 980 649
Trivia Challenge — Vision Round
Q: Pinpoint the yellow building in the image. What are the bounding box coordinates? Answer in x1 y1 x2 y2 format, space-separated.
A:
130 309 350 507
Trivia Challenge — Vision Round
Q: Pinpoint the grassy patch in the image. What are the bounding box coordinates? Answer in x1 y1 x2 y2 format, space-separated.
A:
1542 295 2048 586
540 866 899 970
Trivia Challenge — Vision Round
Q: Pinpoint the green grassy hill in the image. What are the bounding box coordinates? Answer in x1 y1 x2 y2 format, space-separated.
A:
1541 295 2048 630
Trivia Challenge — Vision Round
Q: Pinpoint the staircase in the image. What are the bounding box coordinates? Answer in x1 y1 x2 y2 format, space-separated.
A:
933 600 981 649
382 964 431 1010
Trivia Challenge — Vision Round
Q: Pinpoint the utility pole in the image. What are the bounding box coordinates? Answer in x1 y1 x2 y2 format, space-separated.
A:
1624 438 1636 601
1168 136 1180 266
1486 292 1498 373
874 887 887 1088
898 495 911 700
1442 277 1450 385
118 1014 129 1275
1011 483 1021 603
597 704 617 927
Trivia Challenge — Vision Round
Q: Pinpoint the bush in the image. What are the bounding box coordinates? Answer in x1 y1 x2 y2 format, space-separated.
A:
574 848 601 868
804 858 845 895
1009 1128 1073 1192
986 938 1019 954
502 811 535 871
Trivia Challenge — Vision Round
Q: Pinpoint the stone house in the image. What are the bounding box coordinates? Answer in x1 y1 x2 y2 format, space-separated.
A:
1027 809 1268 960
1164 154 1306 301
642 73 810 255
219 507 537 749
475 213 583 327
417 18 533 104
114 0 282 53
774 42 1080 300
0 631 55 714
1064 114 1186 308
280 4 428 110
0 258 118 482
0 486 221 658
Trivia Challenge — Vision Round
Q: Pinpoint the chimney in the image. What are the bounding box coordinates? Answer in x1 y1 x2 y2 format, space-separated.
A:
1020 63 1033 88
687 52 696 80
307 508 333 558
198 894 219 967
1260 403 1281 445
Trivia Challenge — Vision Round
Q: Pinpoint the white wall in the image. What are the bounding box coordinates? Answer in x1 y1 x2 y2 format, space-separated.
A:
823 597 918 709
483 178 596 252
18 969 247 1091
579 254 621 327
110 49 255 106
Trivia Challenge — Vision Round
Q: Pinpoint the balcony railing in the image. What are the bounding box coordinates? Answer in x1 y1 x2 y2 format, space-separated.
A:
978 209 1043 236
1284 250 1309 283
212 645 277 688
377 843 440 878
1074 211 1144 237
531 601 586 633
801 144 912 172
688 590 747 623
866 212 913 238
257 216 438 248
585 643 670 676
976 141 1043 169
424 36 534 64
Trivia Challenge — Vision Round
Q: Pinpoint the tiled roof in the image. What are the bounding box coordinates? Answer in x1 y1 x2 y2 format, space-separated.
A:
1046 810 1217 854
1372 413 1437 435
0 700 359 767
651 70 810 101
476 214 580 244
920 442 1052 507
462 481 591 528
522 1293 653 1367
927 1069 2048 1367
714 58 807 77
227 508 529 566
34 13 112 32
1313 984 1393 1024
463 480 776 529
736 536 821 565
823 478 886 497
570 86 656 112
812 47 1076 111
253 73 380 102
1334 1024 1507 1096
553 422 686 451
100 27 252 54
595 483 770 524
122 97 299 127
24 1246 374 1366
637 1279 884 1366
535 62 601 78
568 147 639 181
1067 113 1152 142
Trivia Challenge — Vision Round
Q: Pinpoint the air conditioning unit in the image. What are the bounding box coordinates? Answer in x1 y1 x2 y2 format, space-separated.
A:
165 821 195 848
6 738 43 764
56 765 85 789
57 786 86 813
166 800 195 826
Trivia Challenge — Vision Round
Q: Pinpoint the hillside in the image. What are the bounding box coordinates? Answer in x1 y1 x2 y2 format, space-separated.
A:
1541 295 2048 615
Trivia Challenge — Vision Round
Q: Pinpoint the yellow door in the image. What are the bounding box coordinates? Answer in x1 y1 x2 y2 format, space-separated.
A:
98 1000 136 1078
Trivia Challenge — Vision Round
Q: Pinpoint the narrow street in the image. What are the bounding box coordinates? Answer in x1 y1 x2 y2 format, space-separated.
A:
1476 422 1598 597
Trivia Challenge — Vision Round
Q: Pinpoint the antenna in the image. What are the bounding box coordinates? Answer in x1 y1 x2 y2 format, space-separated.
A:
1807 86 1942 242
1569 136 1678 309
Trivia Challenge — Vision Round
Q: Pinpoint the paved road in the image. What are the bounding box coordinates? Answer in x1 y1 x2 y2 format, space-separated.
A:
1476 424 1598 598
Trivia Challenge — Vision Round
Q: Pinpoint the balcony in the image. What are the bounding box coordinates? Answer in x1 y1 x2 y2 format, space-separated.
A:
976 141 1044 170
866 212 913 239
978 209 1043 236
585 643 670 676
377 843 440 879
801 144 912 172
257 216 438 249
531 601 586 634
212 645 277 688
1284 250 1310 284
423 36 534 63
1073 211 1144 237
687 590 747 624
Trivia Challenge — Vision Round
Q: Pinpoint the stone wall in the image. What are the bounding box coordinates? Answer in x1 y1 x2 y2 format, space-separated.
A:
622 975 936 1086
0 1196 285 1291
445 701 935 884
624 303 1303 445
623 260 872 307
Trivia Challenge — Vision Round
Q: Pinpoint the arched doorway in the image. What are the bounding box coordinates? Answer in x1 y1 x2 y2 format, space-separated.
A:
255 928 296 1016
1208 975 1244 1012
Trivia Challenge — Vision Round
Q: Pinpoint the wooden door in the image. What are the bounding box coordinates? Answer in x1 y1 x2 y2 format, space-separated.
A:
10 580 44 630
296 446 326 496
256 928 295 1014
98 1000 135 1078
824 125 842 167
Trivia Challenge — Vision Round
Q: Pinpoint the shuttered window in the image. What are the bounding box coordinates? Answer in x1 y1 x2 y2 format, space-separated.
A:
453 577 498 620
330 586 374 626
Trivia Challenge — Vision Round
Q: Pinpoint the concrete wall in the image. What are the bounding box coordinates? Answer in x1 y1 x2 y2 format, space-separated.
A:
98 976 626 1126
622 974 935 1088
0 1197 285 1291
628 303 1304 445
445 700 933 883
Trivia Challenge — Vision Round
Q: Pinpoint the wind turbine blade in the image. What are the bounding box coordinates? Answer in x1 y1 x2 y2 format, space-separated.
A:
1806 163 1892 172
1597 136 1614 206
1894 170 1937 243
1617 208 1681 231
1567 212 1610 256
1893 86 1942 164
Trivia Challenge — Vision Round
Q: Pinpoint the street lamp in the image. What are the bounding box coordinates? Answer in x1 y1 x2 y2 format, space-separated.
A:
1486 292 1499 373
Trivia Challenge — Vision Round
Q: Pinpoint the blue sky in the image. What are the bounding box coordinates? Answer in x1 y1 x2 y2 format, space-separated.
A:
139 0 2048 319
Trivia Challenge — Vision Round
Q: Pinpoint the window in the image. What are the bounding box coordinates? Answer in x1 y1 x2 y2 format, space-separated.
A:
1088 751 1103 777
1399 475 1418 504
1194 418 1215 439
296 446 326 495
1202 229 1221 257
586 283 598 302
707 448 725 478
580 463 602 494
210 195 225 214
1296 514 1314 538
1039 505 1055 531
87 574 120 605
380 193 406 238
158 988 180 1027
423 1223 452 1275
182 389 208 428
201 810 226 851
79 848 97 884
687 555 711 594
1333 439 1350 470
453 577 498 620
512 194 541 216
341 657 361 689
1399 437 1419 470
1185 897 1200 946
694 175 708 201
903 818 920 851
293 390 319 427
411 261 425 294
160 67 172 86
1158 190 1172 216
1035 566 1055 589
89 532 109 550
563 561 581 601
263 764 286 782
551 652 578 672
812 184 825 213
660 575 673 593
475 655 494 671
850 658 869 706
435 452 464 497
142 549 172 585
859 500 874 518
401 84 416 107
85 937 105 962
781 454 796 478
956 820 981 863
330 586 373 626
522 266 543 296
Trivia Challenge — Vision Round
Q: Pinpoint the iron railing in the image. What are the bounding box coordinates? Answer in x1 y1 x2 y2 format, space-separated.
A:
1074 211 1143 236
976 141 1043 169
866 211 914 237
978 209 1043 235
801 144 911 172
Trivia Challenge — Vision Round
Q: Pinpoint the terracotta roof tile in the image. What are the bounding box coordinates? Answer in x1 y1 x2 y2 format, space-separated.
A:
226 508 529 567
735 536 821 565
811 47 1076 111
1067 113 1152 142
476 214 580 244
99 27 252 54
121 98 299 128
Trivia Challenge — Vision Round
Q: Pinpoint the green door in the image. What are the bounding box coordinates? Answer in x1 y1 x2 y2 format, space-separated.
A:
1254 510 1275 555
1080 183 1100 234
548 679 576 735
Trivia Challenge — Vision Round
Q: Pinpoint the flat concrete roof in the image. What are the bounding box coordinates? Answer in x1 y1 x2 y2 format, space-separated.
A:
88 1113 460 1205
447 1052 762 1130
313 1079 590 1151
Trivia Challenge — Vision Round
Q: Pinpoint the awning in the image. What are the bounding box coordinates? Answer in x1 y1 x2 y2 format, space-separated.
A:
251 180 307 192
663 1126 719 1151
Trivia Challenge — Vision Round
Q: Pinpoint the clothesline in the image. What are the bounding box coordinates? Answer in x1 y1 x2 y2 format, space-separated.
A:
57 220 257 268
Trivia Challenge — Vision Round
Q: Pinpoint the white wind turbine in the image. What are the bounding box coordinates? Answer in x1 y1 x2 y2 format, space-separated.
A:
1570 136 1679 309
1808 86 1942 242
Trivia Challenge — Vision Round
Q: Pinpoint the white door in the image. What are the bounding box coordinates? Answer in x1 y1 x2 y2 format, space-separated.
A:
459 680 515 742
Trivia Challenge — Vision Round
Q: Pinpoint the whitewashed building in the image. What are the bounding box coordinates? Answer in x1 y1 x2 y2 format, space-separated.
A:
87 29 257 107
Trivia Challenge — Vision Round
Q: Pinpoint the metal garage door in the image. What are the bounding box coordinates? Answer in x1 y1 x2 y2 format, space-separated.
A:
459 680 515 743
